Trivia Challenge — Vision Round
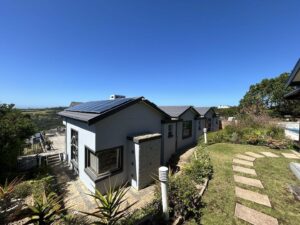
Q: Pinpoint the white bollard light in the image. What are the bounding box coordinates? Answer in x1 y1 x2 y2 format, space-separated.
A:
203 128 207 144
159 166 169 221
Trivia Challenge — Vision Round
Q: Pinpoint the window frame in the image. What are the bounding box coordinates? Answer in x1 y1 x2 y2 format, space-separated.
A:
70 129 78 164
168 124 174 138
85 145 123 182
182 120 192 139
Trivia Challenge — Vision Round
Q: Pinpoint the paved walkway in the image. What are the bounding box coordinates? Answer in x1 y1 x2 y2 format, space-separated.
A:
232 150 300 225
51 162 155 214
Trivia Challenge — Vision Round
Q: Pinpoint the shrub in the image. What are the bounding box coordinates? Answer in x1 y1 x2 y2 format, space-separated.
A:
13 181 32 199
167 175 202 223
80 182 135 225
184 149 213 183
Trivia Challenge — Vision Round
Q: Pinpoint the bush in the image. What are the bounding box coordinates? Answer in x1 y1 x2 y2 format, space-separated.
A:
184 148 213 183
205 119 292 149
13 181 32 199
167 175 202 223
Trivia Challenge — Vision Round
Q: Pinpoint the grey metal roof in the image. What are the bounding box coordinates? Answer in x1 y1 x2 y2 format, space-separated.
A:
286 58 300 87
58 97 170 124
284 88 300 100
159 106 195 118
195 107 212 116
69 101 83 107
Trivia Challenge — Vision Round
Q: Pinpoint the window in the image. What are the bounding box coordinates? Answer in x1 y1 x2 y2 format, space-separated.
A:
182 120 192 139
168 124 173 138
198 120 201 130
71 129 78 162
85 146 123 177
207 118 212 131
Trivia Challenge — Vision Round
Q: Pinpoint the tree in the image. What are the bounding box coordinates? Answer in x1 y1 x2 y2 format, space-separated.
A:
239 73 300 116
0 104 35 174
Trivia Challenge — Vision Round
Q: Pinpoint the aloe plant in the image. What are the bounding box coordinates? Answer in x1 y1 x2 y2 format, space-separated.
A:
80 182 135 225
0 177 22 210
25 191 66 225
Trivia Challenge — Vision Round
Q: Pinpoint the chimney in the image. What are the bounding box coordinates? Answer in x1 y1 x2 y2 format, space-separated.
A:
109 94 126 100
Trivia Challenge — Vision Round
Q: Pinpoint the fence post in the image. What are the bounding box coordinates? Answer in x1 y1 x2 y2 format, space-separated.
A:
159 167 169 221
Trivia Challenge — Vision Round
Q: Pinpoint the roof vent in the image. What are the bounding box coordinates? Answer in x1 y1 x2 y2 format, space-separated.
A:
109 94 126 100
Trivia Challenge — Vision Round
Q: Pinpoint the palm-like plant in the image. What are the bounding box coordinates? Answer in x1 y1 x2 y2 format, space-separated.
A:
0 177 22 210
80 182 135 225
25 191 66 225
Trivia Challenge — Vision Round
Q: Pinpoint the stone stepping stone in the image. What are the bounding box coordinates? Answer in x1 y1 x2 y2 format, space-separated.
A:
260 152 279 158
291 150 300 157
245 151 265 158
235 154 256 162
234 175 264 188
233 165 257 176
233 158 254 167
235 203 278 225
235 186 271 207
282 153 300 159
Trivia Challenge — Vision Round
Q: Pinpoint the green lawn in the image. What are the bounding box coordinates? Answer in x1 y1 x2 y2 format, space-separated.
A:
200 143 300 225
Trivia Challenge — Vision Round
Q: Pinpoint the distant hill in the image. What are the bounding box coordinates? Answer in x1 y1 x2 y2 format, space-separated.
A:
22 107 66 131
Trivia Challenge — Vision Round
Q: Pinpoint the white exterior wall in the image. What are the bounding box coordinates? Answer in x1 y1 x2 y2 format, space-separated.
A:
64 118 96 192
195 118 206 143
94 102 164 192
162 123 176 164
176 110 198 151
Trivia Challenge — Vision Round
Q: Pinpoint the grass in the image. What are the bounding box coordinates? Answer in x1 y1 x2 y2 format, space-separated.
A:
200 143 300 225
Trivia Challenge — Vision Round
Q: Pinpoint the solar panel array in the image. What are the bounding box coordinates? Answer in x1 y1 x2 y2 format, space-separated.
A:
66 98 138 114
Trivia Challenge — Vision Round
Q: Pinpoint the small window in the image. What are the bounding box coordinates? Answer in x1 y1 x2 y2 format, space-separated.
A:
71 129 78 163
85 146 123 177
168 124 173 138
207 118 212 131
182 120 192 139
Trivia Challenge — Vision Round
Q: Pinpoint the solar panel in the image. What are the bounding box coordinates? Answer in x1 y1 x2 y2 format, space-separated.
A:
66 98 137 114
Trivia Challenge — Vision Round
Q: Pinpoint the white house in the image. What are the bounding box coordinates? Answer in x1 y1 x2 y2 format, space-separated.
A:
58 96 219 193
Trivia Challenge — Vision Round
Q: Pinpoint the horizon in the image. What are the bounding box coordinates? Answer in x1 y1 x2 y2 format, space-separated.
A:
1 0 299 108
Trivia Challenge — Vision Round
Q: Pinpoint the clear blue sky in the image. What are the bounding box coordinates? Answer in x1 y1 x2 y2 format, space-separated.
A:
0 0 299 108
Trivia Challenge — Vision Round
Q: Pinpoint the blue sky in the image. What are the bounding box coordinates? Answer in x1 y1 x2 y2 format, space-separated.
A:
0 0 299 108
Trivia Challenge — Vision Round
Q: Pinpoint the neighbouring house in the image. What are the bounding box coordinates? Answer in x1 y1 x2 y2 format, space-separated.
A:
195 107 220 131
58 96 218 193
159 106 201 163
285 59 300 100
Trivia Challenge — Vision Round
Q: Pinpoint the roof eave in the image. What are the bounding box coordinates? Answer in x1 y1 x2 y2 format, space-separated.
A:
286 58 300 87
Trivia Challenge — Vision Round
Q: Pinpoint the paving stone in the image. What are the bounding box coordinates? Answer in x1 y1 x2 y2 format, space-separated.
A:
245 152 265 158
233 165 257 176
235 203 278 225
291 150 300 157
282 153 300 159
235 154 256 162
234 175 264 188
235 187 271 207
233 158 254 167
260 152 279 158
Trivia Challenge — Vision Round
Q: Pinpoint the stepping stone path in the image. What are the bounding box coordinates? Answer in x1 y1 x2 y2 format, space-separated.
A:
245 152 265 158
235 154 256 162
232 152 283 224
260 152 279 158
234 175 264 188
235 203 278 225
282 153 300 159
233 165 257 175
233 158 254 167
235 186 271 207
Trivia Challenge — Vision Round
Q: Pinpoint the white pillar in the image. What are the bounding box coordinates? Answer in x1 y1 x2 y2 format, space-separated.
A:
203 128 207 144
159 166 169 221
